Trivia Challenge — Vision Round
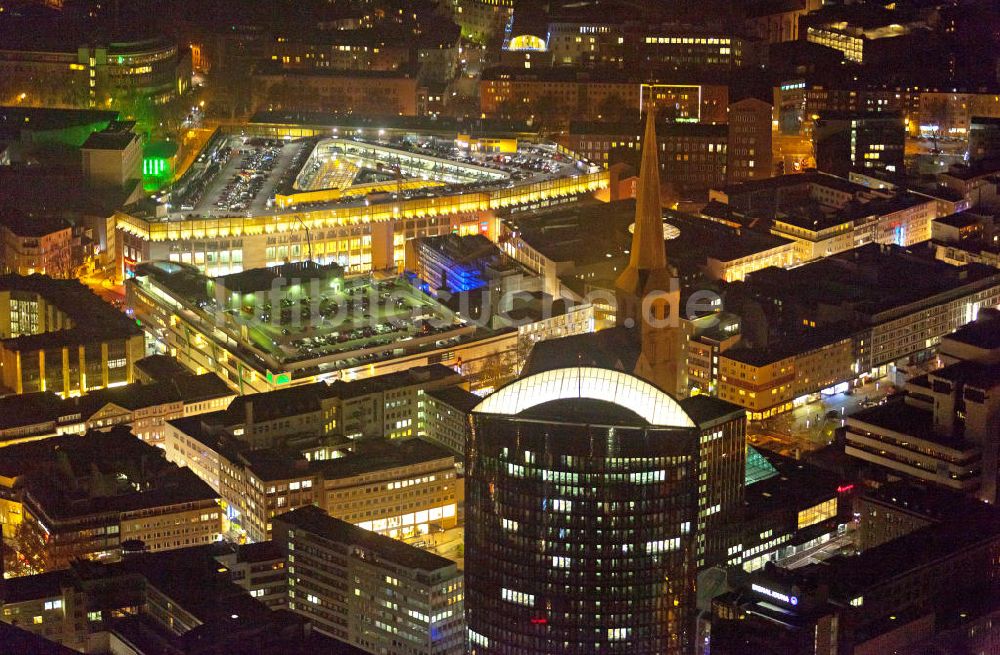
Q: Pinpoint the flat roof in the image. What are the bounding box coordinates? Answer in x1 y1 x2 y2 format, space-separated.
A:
315 437 455 480
0 427 218 518
743 243 1000 319
0 210 70 237
0 274 141 352
679 395 746 427
847 398 977 452
82 130 139 151
0 106 117 133
275 505 456 572
943 312 1000 350
934 211 982 229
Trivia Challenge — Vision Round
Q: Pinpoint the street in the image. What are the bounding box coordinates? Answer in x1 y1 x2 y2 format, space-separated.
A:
750 378 899 457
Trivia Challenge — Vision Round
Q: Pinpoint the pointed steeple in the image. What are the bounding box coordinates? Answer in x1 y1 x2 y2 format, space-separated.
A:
628 109 667 271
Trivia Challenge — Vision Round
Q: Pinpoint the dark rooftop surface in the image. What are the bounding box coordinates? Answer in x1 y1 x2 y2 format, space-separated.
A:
0 274 141 351
0 392 65 431
743 243 1000 320
722 328 850 366
0 106 117 134
943 311 1000 350
324 364 462 400
808 490 1000 599
275 505 456 572
425 385 481 414
934 211 983 229
134 354 190 382
315 437 455 480
81 130 139 151
928 359 1000 390
847 398 977 452
507 200 791 273
679 395 746 427
743 450 843 516
215 260 343 295
522 326 641 377
0 210 70 237
0 621 76 653
0 427 219 519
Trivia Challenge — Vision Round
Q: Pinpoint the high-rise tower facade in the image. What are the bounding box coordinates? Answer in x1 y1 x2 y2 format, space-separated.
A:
465 366 700 654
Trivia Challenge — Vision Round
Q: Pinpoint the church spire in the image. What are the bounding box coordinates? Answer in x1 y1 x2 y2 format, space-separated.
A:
628 109 667 271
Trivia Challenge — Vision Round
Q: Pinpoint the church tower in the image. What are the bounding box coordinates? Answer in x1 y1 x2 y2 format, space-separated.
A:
615 110 688 397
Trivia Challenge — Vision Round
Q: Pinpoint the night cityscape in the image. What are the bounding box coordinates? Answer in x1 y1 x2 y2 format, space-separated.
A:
0 0 997 653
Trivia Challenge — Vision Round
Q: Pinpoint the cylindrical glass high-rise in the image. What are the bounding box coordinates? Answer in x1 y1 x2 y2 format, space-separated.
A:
466 367 700 654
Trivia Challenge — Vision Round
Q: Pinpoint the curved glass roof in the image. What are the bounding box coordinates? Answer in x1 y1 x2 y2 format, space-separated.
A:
473 367 695 428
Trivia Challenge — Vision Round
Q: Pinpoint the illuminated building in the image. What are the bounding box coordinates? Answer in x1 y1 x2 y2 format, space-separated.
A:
80 121 142 190
564 120 729 197
728 244 1000 402
127 260 529 393
405 233 526 301
274 505 465 653
0 369 234 447
452 0 514 43
744 0 823 44
479 66 728 125
214 541 288 609
0 275 144 396
634 32 765 71
709 173 938 262
727 97 773 183
716 333 855 420
931 211 1000 269
251 63 424 116
164 368 467 542
114 119 606 278
706 483 1000 655
0 427 222 575
0 544 365 653
0 212 74 278
466 367 701 653
846 312 1000 503
813 111 905 179
0 11 191 112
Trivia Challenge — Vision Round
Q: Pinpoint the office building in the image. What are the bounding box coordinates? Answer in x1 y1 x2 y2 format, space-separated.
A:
114 118 606 279
0 10 191 112
968 116 1000 163
251 64 425 116
80 121 143 190
274 506 464 654
564 120 729 198
709 173 938 262
736 244 1000 376
0 544 365 653
727 97 774 184
164 376 462 543
479 67 729 126
706 482 1000 655
717 332 855 420
0 212 74 278
467 366 700 654
0 427 222 575
0 274 144 396
0 368 233 446
846 311 1000 503
813 111 905 178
